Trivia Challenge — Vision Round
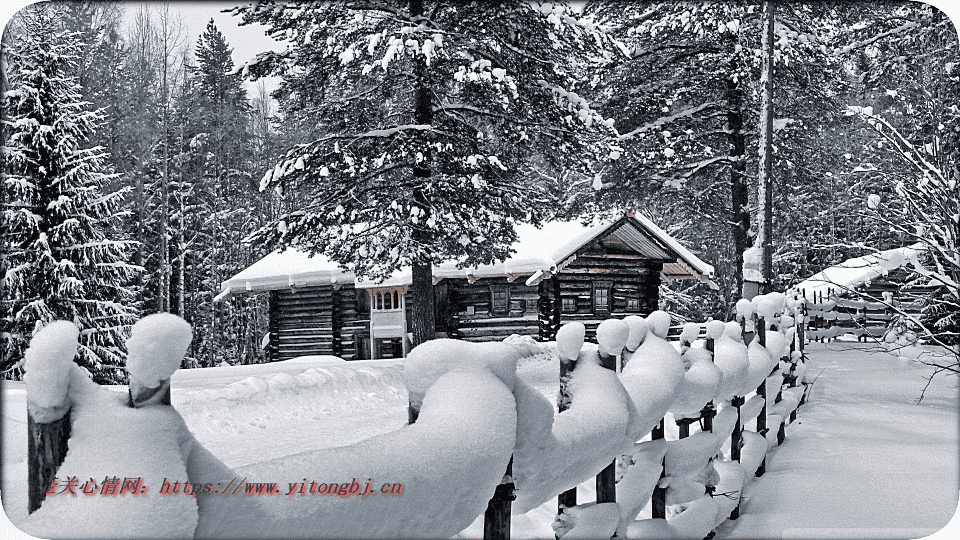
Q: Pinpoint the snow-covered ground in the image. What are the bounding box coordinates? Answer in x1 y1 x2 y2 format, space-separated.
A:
2 338 958 539
715 341 959 539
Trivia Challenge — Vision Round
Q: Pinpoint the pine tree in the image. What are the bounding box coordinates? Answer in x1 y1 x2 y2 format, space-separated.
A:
177 20 259 366
0 4 141 383
235 0 619 345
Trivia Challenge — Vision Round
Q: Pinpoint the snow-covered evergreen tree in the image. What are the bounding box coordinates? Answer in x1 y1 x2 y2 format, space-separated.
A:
1 4 141 383
235 1 619 344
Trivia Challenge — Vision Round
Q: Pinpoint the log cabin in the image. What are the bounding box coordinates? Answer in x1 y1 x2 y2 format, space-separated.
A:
216 211 714 361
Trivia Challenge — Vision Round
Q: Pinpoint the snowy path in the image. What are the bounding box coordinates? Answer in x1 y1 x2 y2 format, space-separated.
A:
716 342 959 540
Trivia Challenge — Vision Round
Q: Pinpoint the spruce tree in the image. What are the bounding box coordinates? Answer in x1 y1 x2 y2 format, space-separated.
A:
1 4 140 383
235 1 619 345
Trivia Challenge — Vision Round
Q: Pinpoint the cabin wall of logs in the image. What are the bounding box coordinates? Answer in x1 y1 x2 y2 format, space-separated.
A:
266 259 668 361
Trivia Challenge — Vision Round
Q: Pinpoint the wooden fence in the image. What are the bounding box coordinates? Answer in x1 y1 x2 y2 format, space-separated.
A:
27 307 810 540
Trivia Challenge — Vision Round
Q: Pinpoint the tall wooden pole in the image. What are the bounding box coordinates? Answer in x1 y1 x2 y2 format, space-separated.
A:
758 0 776 294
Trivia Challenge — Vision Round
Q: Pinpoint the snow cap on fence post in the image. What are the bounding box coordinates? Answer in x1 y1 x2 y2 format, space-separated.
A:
127 313 192 407
735 298 756 321
679 322 700 351
645 311 672 339
596 318 629 359
25 321 79 423
556 322 586 362
623 315 647 353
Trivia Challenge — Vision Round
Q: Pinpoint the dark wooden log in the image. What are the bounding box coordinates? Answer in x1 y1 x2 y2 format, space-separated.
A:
755 316 767 477
537 281 552 342
703 337 716 432
651 418 667 519
551 278 562 338
730 396 744 462
596 347 617 505
557 333 578 527
28 411 71 514
268 290 280 362
484 458 515 540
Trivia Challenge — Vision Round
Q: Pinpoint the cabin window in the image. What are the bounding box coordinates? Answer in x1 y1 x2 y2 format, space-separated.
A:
593 281 612 313
562 297 576 313
491 288 509 315
626 298 641 312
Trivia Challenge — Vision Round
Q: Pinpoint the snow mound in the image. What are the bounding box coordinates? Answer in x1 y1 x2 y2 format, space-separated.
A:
556 322 586 361
620 320 685 440
615 439 668 536
670 348 722 417
404 338 519 411
127 313 192 390
22 365 199 539
712 329 749 402
24 320 79 422
203 367 518 539
623 315 648 353
557 502 619 539
513 344 638 513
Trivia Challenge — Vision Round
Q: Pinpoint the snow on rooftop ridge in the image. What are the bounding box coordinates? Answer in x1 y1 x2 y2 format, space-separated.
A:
795 243 924 300
218 213 714 298
632 213 715 278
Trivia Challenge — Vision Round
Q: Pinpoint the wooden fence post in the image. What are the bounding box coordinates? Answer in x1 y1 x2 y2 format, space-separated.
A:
729 318 746 520
755 316 768 477
651 418 667 520
484 458 515 540
701 336 716 433
24 321 79 514
556 323 585 533
595 320 628 506
28 413 71 514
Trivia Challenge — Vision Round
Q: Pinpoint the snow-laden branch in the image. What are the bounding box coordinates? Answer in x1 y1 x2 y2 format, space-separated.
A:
833 20 920 56
618 102 720 140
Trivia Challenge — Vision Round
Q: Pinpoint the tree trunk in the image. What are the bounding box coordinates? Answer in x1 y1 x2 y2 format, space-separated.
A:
757 0 776 294
408 0 435 347
727 61 750 298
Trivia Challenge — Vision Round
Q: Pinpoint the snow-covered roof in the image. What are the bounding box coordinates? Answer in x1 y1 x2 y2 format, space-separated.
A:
217 213 714 299
795 243 924 300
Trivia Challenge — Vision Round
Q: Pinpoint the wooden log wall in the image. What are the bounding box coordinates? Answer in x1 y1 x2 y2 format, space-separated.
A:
271 285 338 361
448 277 541 342
555 257 663 340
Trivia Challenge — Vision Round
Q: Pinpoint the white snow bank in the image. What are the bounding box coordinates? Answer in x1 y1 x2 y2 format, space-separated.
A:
22 364 199 539
204 367 518 539
711 459 745 524
24 321 78 422
597 318 629 357
556 322 586 361
127 313 192 391
739 430 767 478
745 340 776 395
671 348 722 417
513 344 638 513
712 329 749 402
620 321 685 440
615 439 668 536
796 244 923 300
557 502 619 539
623 315 648 354
404 338 519 411
740 394 766 425
667 493 720 539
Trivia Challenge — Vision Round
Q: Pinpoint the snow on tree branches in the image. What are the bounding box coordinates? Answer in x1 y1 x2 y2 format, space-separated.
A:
233 1 620 282
1 4 141 383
